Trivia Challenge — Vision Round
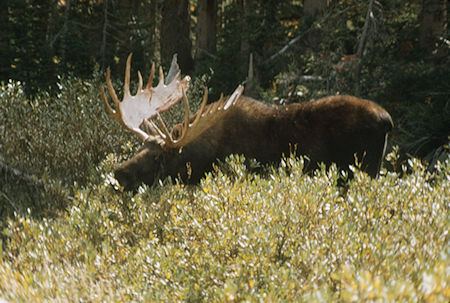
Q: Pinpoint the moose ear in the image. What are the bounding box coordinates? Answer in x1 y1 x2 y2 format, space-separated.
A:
165 54 180 85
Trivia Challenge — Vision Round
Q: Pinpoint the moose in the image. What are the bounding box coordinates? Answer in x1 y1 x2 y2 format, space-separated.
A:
101 54 393 191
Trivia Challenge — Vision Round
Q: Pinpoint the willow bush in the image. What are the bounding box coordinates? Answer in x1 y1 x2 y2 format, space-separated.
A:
0 76 136 184
0 152 448 302
0 72 209 219
0 74 135 219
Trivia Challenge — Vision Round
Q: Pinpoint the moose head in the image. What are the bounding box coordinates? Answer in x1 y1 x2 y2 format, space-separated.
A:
101 54 244 190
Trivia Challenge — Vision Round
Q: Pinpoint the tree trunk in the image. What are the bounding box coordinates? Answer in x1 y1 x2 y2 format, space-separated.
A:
149 0 159 58
100 0 109 68
419 0 447 50
61 0 71 61
115 0 140 67
161 0 194 73
239 0 252 76
303 0 330 49
304 0 330 17
0 0 9 80
196 0 217 60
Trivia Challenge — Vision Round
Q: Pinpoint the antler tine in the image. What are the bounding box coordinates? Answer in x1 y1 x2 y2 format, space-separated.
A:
124 53 132 97
158 66 164 85
143 119 158 136
173 71 181 84
145 62 155 90
102 68 150 141
175 87 192 143
101 52 191 144
105 67 121 115
100 85 115 116
155 113 173 141
149 119 170 141
137 71 143 91
191 87 209 126
202 92 221 117
143 86 197 147
165 87 208 146
164 85 243 149
223 87 241 109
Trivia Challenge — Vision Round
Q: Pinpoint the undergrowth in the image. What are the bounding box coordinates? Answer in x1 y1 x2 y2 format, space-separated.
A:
0 153 449 302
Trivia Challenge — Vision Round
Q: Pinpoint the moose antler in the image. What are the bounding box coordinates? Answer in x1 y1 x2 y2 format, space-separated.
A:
144 85 244 149
100 53 190 141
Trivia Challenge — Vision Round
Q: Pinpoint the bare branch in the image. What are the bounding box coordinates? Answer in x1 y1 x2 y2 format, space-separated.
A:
0 155 43 186
100 0 109 68
262 7 353 65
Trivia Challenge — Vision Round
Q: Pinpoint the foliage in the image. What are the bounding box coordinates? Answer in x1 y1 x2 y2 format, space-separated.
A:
0 151 449 301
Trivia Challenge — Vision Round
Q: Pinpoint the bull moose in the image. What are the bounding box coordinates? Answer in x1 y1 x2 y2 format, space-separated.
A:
101 54 393 191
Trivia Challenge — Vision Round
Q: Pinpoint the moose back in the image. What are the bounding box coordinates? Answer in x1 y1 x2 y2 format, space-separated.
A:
101 54 393 191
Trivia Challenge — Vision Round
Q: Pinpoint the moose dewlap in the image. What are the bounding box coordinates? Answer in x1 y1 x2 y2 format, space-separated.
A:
101 54 393 191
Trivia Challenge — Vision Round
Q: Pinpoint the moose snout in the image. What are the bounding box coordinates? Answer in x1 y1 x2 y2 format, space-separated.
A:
114 168 135 191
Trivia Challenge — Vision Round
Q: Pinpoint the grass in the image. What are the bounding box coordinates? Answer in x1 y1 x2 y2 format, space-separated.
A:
0 78 449 302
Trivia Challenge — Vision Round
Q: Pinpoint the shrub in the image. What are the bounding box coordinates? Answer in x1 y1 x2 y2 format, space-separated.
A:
0 75 140 182
0 153 448 302
0 74 136 219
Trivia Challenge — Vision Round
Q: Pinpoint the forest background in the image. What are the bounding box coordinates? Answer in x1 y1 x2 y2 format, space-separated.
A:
1 0 449 163
0 1 449 301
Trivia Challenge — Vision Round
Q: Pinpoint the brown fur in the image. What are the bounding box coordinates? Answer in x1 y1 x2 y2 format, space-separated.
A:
115 95 393 190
